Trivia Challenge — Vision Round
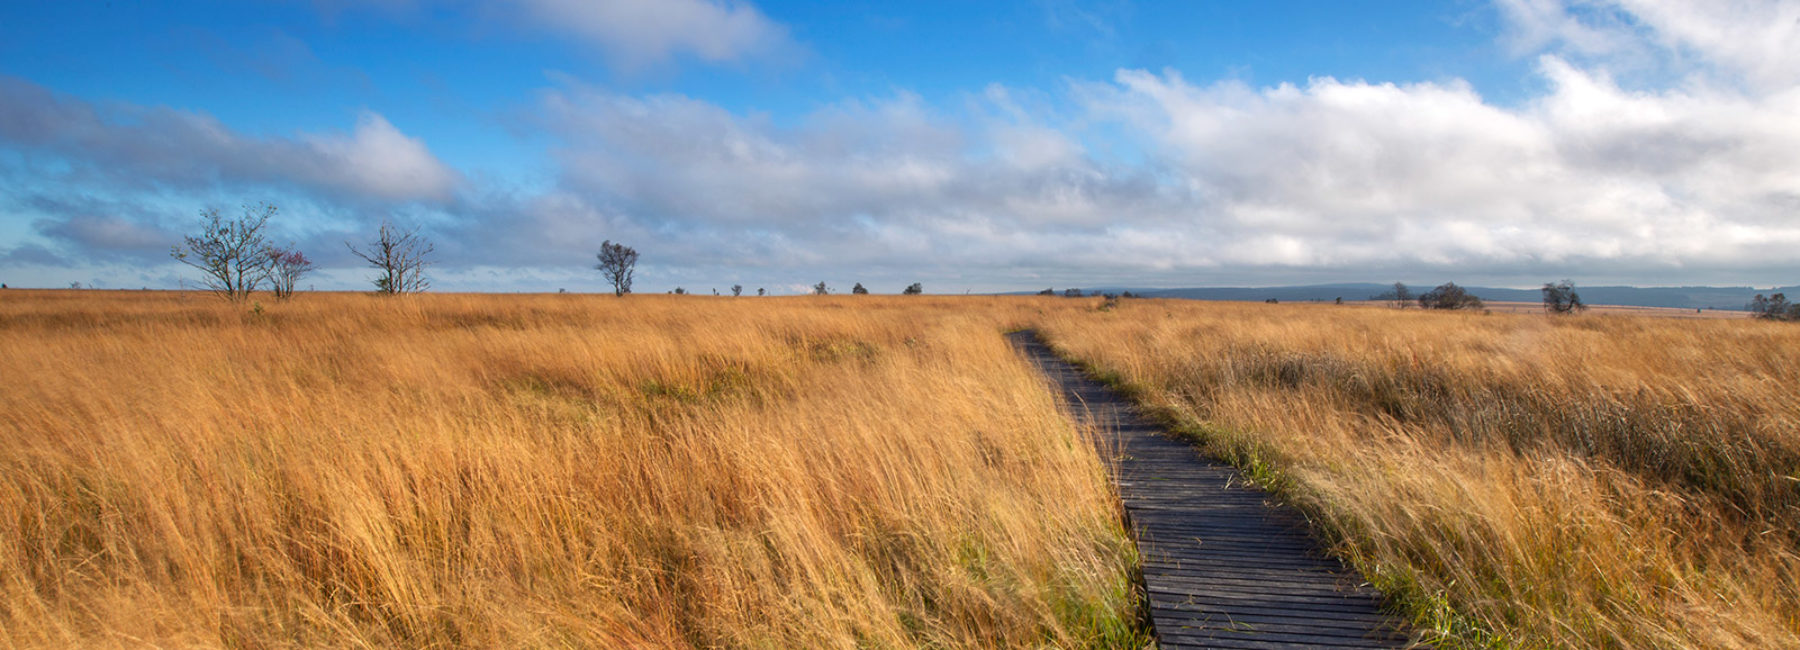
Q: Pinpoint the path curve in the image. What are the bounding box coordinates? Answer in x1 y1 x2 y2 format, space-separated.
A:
1009 331 1413 649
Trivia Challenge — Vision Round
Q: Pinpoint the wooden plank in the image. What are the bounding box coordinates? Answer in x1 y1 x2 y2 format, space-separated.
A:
1008 331 1414 649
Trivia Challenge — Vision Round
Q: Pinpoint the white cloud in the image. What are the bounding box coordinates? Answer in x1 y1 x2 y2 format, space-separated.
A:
1498 0 1800 89
515 0 793 68
517 0 1800 288
303 112 460 201
0 76 459 203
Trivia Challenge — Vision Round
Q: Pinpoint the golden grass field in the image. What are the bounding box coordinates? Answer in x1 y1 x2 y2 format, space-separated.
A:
1040 300 1800 648
0 291 1142 648
4 290 1798 649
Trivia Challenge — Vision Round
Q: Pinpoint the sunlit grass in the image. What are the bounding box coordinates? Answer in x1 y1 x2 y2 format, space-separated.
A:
1041 300 1800 648
0 290 1144 648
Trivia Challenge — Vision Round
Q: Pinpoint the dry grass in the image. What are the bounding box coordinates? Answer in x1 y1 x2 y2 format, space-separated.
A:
0 291 1144 648
1040 300 1800 648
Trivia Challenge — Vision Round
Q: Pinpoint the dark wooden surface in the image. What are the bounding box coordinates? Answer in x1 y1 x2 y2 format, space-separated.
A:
1009 331 1413 649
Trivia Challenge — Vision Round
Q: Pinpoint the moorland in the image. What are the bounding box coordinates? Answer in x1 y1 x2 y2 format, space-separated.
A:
3 290 1796 648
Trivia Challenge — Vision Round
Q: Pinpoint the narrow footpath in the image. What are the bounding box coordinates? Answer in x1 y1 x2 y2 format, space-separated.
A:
1008 331 1413 649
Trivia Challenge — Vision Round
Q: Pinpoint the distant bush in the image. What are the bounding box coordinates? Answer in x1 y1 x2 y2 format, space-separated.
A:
903 282 923 295
1037 288 1055 296
1063 288 1084 298
852 282 869 295
1749 293 1799 321
1542 280 1587 314
1418 282 1483 310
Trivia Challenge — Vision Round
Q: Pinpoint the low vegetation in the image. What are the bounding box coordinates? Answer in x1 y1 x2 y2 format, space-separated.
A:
9 289 1798 649
1040 300 1800 648
0 291 1143 648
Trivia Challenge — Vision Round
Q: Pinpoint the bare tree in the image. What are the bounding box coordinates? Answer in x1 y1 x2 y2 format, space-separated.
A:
347 220 434 295
1418 282 1484 310
851 282 869 295
1371 282 1415 308
595 240 638 296
171 203 278 302
731 284 743 297
903 282 923 295
268 246 315 301
1541 280 1587 314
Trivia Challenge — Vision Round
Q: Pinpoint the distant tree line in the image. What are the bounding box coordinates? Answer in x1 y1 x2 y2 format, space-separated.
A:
1750 293 1799 321
1369 281 1485 310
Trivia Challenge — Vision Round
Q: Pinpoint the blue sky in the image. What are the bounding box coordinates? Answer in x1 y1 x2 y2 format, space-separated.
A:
2 0 1798 293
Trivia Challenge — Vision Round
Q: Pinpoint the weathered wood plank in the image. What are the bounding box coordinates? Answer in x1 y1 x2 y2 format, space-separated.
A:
1008 331 1413 649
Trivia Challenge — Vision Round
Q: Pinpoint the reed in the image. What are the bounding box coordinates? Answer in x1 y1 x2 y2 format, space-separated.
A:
1041 300 1800 648
0 291 1144 648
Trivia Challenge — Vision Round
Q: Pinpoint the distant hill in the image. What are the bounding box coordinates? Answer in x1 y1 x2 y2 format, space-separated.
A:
1018 283 1800 311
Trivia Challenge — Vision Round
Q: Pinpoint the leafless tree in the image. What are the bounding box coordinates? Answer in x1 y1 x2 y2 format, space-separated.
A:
347 220 434 295
1541 280 1587 314
595 240 638 296
1371 281 1415 308
171 203 278 302
268 247 315 301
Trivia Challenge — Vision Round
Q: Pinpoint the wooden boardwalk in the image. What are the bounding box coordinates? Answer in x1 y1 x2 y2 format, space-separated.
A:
1009 331 1412 649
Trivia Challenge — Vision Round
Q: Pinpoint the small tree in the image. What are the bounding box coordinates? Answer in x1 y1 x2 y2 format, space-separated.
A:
1371 282 1415 309
595 240 638 297
732 284 743 297
1542 280 1587 314
851 282 869 295
813 281 829 295
171 203 279 302
1418 282 1483 310
673 287 686 295
903 282 923 295
1750 293 1799 321
268 246 314 301
347 220 434 295
757 288 766 296
1036 288 1055 296
1063 288 1084 298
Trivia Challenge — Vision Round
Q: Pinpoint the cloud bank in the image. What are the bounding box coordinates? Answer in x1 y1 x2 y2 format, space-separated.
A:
5 0 1799 291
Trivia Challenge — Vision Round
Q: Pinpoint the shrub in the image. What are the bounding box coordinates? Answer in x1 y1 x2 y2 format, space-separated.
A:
1542 280 1587 314
1418 282 1483 310
1749 293 1799 321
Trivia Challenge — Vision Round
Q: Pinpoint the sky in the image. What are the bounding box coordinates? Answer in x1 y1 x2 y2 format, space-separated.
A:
1 0 1798 294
